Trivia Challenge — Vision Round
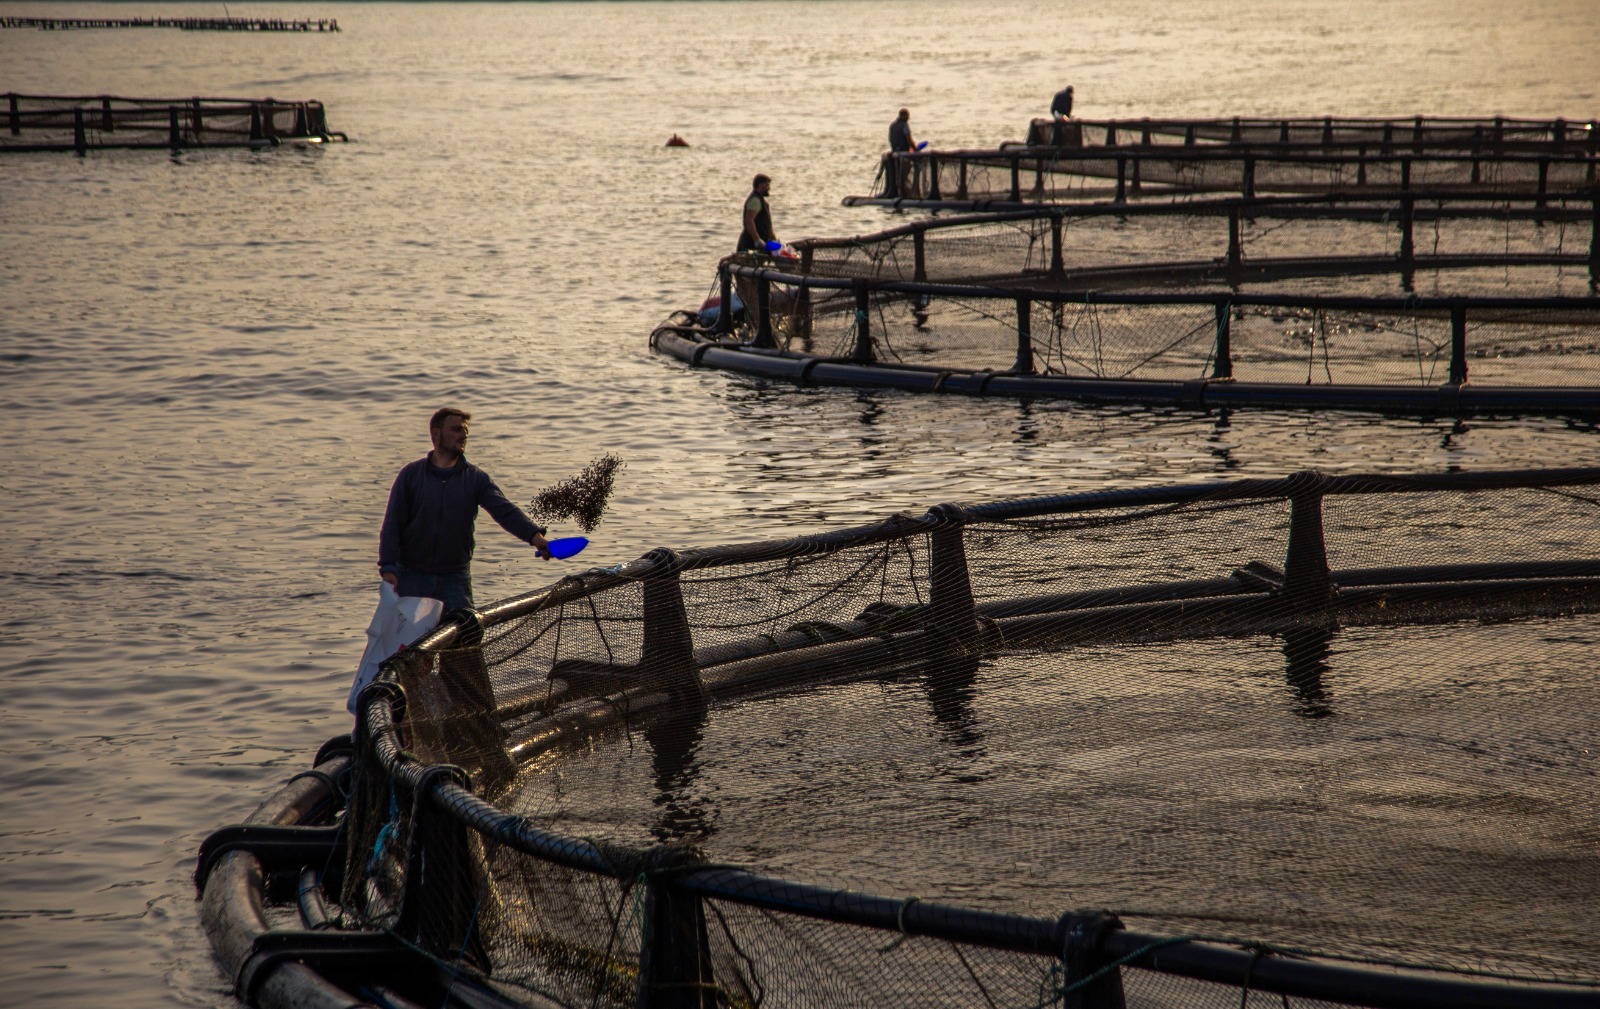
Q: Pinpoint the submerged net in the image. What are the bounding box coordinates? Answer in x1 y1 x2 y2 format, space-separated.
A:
341 468 1600 1009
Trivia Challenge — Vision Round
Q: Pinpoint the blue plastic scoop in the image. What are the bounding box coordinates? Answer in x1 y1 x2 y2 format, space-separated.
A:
765 240 782 252
545 536 589 560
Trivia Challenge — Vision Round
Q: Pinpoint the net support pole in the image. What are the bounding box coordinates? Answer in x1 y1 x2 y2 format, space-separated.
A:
753 274 775 349
641 549 707 709
1013 297 1035 374
394 765 492 974
250 106 262 142
795 248 813 342
1213 299 1233 379
1449 303 1469 385
638 868 717 1009
1010 156 1021 202
928 505 979 657
191 97 204 139
716 264 733 336
1282 472 1336 627
1114 157 1127 204
1226 211 1242 277
73 108 86 155
1399 193 1415 271
1050 216 1064 278
852 281 874 364
8 94 19 136
1589 194 1599 287
1059 911 1128 1009
914 231 927 282
100 97 113 133
1242 157 1255 199
928 155 942 200
168 106 182 149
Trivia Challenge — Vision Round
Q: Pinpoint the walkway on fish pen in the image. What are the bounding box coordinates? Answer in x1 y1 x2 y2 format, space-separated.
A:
1 93 348 153
856 114 1600 208
0 15 339 31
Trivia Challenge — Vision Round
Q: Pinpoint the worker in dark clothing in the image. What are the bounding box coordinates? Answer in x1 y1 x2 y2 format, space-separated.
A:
889 108 916 152
886 108 921 198
1051 85 1074 119
379 407 550 613
737 173 779 254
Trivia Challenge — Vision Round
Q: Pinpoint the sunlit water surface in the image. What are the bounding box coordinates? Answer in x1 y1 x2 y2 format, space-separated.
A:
1 2 1597 1005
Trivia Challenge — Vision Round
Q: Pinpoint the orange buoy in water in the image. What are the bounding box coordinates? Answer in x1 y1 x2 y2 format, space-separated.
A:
665 133 689 147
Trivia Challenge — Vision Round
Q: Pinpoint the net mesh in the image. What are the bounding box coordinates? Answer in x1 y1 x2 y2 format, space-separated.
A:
339 470 1600 1009
0 93 334 150
702 203 1600 392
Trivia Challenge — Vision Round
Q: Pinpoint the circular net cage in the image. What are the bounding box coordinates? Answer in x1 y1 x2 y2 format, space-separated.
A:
336 468 1600 1009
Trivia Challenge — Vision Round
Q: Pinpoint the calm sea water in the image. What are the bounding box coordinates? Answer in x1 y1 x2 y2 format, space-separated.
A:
1 2 1598 1006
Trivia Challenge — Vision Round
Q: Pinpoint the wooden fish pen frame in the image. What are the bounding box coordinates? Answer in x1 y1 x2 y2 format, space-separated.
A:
1 93 348 153
0 15 339 32
1022 114 1599 153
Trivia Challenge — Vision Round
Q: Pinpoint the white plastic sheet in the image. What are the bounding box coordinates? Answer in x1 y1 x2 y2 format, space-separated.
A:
346 583 444 714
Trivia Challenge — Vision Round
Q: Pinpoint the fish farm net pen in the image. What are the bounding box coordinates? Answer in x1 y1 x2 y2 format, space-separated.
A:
199 466 1600 1009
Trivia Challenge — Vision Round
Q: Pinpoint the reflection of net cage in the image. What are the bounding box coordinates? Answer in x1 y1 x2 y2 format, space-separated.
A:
199 468 1600 1009
651 200 1600 416
0 93 347 152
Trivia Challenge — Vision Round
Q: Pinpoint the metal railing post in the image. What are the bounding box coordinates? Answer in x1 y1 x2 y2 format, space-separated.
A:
928 504 979 656
1013 297 1035 374
637 868 717 1009
1449 303 1469 385
641 549 707 709
1213 300 1233 379
1283 472 1336 627
1050 215 1064 278
753 274 775 349
717 264 733 336
852 281 874 364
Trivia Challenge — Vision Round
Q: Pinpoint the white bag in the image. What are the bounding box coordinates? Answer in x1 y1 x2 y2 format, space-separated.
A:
347 583 444 714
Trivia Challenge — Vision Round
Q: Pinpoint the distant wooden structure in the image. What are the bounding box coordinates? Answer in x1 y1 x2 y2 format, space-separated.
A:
2 93 349 153
1 15 339 32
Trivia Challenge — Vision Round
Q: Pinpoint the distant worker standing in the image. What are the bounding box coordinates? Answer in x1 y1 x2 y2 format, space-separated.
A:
887 107 923 198
737 173 780 254
889 107 916 152
1051 85 1075 119
379 407 551 613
